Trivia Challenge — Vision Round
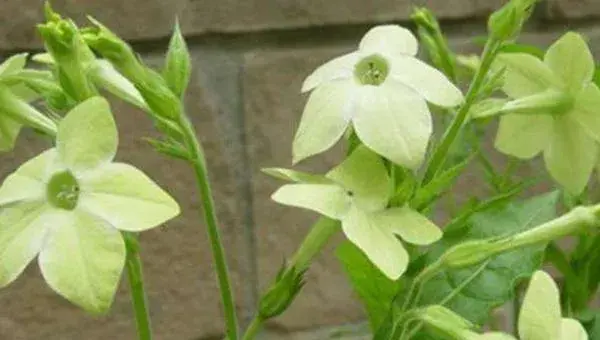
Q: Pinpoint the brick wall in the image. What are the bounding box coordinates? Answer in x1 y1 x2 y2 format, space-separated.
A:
0 0 598 339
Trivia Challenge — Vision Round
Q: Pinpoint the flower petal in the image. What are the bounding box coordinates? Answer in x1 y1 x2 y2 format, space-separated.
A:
293 80 355 163
518 271 562 340
475 333 518 340
0 201 51 287
359 25 418 57
57 97 117 172
571 83 600 142
301 52 359 93
544 32 594 93
495 113 553 159
0 149 58 206
352 81 432 169
544 116 598 194
499 53 561 98
0 115 21 152
326 146 390 211
560 318 588 340
78 163 180 232
341 206 408 279
38 209 126 314
388 56 463 107
375 206 442 245
271 183 351 220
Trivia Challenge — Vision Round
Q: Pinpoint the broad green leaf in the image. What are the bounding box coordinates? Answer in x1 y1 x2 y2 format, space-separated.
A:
337 241 398 331
91 60 149 111
414 192 559 328
341 206 409 279
498 53 560 98
271 183 351 220
0 149 57 205
163 21 191 98
262 168 332 184
518 271 561 340
327 146 390 211
544 32 594 93
0 53 28 77
78 163 180 232
293 80 353 164
544 115 598 195
57 96 117 172
0 202 51 287
495 113 553 159
39 209 125 314
353 81 432 169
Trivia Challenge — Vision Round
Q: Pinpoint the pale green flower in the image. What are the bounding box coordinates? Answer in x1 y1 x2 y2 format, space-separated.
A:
0 97 180 314
495 32 600 194
294 25 464 169
476 271 587 340
0 53 56 152
270 146 442 279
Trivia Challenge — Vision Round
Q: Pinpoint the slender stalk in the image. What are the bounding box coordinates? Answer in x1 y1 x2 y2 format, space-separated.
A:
422 38 502 185
241 316 263 340
178 113 239 340
124 234 153 340
241 218 339 339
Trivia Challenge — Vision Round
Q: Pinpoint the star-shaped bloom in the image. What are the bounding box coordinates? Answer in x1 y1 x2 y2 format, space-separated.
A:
0 53 57 152
294 25 464 169
0 97 180 313
494 32 600 194
476 271 587 340
270 146 442 279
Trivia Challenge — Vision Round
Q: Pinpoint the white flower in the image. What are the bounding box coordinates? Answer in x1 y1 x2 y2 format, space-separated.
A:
294 25 464 169
0 97 180 313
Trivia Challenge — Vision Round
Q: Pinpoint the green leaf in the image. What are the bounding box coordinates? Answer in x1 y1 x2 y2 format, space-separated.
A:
0 84 57 136
163 20 191 98
0 115 21 152
78 163 180 232
57 96 117 171
337 241 399 331
38 209 126 314
417 192 559 326
0 53 28 77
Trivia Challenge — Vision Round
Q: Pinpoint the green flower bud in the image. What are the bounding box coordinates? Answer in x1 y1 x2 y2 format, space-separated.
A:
0 84 57 136
164 20 191 98
37 3 97 101
83 18 182 119
417 305 478 340
488 0 538 41
258 265 306 320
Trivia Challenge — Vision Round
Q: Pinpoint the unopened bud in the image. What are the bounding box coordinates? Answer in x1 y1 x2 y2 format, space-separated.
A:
258 265 306 319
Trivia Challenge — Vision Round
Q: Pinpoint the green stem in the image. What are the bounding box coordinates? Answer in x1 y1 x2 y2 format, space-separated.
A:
124 233 153 340
241 218 339 340
178 113 239 340
241 316 263 340
422 38 502 185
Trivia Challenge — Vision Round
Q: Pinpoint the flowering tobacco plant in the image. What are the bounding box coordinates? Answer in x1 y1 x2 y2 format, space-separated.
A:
4 1 600 340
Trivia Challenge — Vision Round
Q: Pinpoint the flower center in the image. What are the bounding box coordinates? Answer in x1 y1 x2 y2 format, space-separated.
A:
47 171 80 210
354 54 389 86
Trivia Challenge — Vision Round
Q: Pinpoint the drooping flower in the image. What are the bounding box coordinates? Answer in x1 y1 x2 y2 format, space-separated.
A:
0 53 57 152
476 271 587 340
0 97 180 313
269 146 442 279
494 32 600 194
294 25 464 169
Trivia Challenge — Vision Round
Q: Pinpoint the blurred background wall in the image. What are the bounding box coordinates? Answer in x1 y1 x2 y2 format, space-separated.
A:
0 0 597 339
